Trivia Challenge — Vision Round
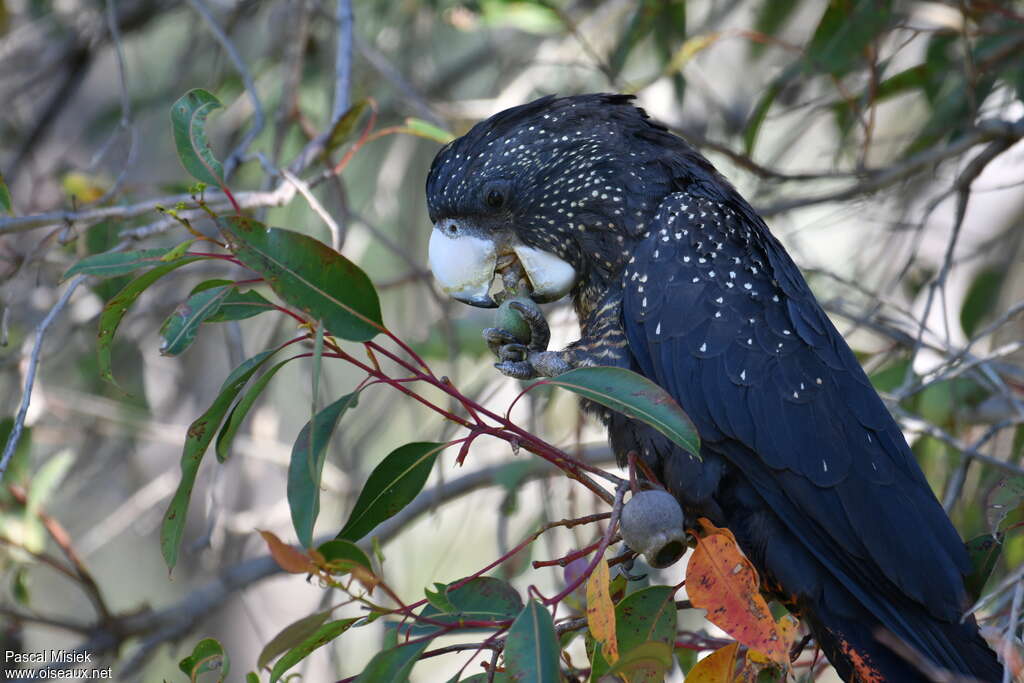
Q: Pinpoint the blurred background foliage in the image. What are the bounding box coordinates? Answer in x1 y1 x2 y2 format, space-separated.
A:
1 0 1023 680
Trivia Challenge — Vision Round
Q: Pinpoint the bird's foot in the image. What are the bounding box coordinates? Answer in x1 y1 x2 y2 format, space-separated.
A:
484 298 571 379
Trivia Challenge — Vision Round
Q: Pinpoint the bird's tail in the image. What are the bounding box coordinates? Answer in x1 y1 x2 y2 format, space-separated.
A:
809 605 1003 682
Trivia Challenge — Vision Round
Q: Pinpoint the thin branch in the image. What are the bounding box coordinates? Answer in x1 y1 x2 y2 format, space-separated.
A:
186 0 265 178
281 168 342 251
332 0 354 123
0 275 86 478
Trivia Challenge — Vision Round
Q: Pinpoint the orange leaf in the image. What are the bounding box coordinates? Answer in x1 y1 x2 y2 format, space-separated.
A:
686 642 739 683
259 529 315 574
586 559 619 664
686 519 789 665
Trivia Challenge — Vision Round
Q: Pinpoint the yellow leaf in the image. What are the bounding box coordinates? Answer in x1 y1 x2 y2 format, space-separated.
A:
686 519 790 666
686 642 739 683
586 559 619 664
664 33 721 75
61 171 109 203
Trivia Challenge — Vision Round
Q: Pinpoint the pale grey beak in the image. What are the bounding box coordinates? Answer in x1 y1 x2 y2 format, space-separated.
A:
428 219 577 308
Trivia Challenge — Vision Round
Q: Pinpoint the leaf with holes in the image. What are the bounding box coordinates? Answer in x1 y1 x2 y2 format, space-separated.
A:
179 638 229 682
336 442 445 542
160 347 281 570
290 392 360 547
539 366 699 457
171 89 225 186
687 519 790 666
504 600 560 682
220 216 382 341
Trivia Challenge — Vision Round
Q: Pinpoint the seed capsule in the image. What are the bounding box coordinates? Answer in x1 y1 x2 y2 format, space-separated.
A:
619 489 687 568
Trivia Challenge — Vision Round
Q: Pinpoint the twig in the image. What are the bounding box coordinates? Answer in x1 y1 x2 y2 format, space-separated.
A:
186 0 265 178
281 168 342 251
757 117 1024 217
0 276 86 478
332 0 354 123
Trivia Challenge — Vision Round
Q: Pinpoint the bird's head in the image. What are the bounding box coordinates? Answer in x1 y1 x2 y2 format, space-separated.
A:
425 94 674 310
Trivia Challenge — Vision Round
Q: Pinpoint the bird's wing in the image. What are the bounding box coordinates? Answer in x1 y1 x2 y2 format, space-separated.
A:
620 190 970 624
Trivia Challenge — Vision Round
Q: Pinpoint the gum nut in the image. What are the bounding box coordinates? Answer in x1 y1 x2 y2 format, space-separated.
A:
494 296 533 344
620 490 688 569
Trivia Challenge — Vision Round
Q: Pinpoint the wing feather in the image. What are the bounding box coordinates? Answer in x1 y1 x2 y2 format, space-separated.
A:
620 192 970 626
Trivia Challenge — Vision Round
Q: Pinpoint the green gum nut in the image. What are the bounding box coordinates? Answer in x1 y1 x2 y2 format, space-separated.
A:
494 295 533 345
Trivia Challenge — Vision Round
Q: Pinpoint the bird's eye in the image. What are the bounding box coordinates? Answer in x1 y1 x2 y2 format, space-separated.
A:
485 189 505 208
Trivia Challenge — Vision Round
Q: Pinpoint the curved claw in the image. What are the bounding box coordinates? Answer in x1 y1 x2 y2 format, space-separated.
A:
483 327 521 357
507 300 550 351
495 359 538 380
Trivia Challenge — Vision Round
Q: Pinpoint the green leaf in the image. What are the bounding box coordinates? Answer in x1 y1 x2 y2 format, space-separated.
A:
97 257 203 387
215 358 295 463
62 247 184 281
316 539 373 574
402 118 455 144
25 451 73 516
961 268 1005 338
0 418 31 490
425 582 457 614
750 0 800 58
605 641 673 682
171 89 226 186
336 442 445 543
221 217 383 341
268 618 358 683
805 0 892 76
461 674 513 683
590 586 678 680
539 367 699 457
0 172 11 215
179 638 229 682
161 348 281 570
964 533 1002 604
743 79 785 156
407 576 524 638
290 392 360 547
353 639 431 683
206 288 275 322
675 646 699 675
615 586 677 651
246 674 259 683
326 99 370 156
609 4 654 79
987 477 1024 534
159 285 232 357
257 609 332 671
504 600 560 682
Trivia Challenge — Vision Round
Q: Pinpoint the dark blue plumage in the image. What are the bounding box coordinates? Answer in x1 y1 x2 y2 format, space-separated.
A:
425 94 1002 682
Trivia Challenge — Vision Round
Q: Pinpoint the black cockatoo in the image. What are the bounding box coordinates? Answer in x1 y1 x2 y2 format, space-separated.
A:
424 94 1002 682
